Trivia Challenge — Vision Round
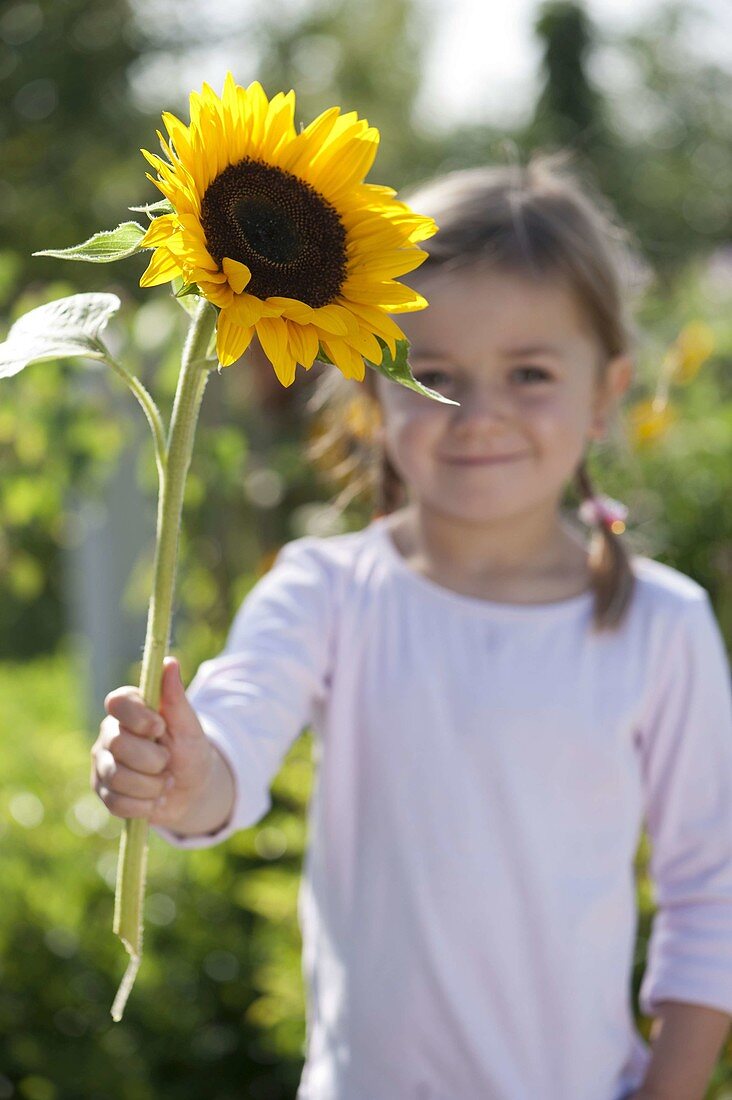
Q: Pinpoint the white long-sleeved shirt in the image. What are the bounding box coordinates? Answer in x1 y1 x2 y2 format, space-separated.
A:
154 514 732 1100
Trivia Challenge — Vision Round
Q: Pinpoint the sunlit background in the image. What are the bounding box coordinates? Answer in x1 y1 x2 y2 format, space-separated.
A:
1 1 731 1097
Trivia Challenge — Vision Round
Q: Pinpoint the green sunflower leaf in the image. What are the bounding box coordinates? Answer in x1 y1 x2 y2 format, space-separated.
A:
0 293 121 379
170 277 203 318
367 338 460 405
174 282 201 299
33 222 147 264
128 198 174 219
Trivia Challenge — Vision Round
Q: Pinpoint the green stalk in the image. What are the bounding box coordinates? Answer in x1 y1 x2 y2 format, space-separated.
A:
101 352 168 483
111 298 216 1022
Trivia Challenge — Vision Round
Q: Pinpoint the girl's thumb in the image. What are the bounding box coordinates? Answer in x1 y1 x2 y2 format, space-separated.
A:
160 656 198 732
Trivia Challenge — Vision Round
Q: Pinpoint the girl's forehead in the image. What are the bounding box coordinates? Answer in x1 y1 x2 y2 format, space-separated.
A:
401 266 597 355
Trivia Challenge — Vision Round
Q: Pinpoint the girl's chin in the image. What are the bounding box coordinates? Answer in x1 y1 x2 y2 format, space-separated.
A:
420 498 534 525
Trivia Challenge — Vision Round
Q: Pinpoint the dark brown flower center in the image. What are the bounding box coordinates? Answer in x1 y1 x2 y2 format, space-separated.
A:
200 158 348 307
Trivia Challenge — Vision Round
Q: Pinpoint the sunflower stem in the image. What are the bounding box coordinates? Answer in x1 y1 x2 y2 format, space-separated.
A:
101 352 168 482
111 297 216 1022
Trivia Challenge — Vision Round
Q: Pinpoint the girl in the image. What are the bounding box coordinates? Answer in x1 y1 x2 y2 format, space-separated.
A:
92 154 732 1100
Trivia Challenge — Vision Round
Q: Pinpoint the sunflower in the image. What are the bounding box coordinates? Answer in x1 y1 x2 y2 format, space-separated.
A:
138 73 437 386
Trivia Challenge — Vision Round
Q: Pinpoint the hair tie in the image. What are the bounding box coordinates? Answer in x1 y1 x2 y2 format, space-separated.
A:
578 494 628 534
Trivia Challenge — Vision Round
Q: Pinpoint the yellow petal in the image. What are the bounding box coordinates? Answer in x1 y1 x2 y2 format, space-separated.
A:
139 248 183 288
341 276 428 311
286 320 320 369
244 80 270 149
228 294 280 326
140 147 169 177
315 130 380 199
188 266 227 284
349 248 429 280
156 128 177 166
311 303 358 337
265 297 315 324
166 232 218 271
337 299 407 357
198 279 235 309
222 257 252 294
322 336 365 382
143 173 198 217
162 111 192 160
362 183 398 200
277 106 342 175
216 310 254 367
346 326 383 363
221 70 238 118
405 215 439 244
342 211 415 250
176 212 209 245
256 316 297 386
140 214 177 249
261 90 297 160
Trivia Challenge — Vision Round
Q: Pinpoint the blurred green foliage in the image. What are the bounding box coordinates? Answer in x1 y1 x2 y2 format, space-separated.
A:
597 258 732 642
0 0 155 294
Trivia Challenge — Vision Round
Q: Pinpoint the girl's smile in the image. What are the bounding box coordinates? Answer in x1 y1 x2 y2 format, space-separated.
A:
439 452 531 465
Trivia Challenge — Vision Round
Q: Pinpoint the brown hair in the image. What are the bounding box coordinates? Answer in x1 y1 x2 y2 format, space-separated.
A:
306 150 641 629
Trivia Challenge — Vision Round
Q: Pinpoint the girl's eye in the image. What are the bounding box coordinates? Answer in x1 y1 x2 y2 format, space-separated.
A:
413 369 452 389
512 365 553 384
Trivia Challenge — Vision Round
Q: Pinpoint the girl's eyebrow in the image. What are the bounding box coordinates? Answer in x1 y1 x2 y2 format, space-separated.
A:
499 343 562 358
411 344 564 360
409 351 451 362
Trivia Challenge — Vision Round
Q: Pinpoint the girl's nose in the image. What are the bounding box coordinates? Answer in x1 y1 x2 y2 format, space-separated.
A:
453 382 511 426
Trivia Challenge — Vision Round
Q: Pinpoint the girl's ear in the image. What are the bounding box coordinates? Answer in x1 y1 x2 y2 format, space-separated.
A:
590 353 633 440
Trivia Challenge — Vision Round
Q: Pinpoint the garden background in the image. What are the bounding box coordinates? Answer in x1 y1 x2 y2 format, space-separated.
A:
1 0 731 1096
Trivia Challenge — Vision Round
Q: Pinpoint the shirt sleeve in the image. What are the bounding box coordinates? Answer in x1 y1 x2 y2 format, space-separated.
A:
152 537 334 850
637 590 732 1018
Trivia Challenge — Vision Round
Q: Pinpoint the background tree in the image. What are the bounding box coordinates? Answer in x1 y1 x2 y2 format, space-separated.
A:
519 1 732 282
0 0 156 292
527 0 610 153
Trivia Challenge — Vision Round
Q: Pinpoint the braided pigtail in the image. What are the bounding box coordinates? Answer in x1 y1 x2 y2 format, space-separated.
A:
575 459 635 629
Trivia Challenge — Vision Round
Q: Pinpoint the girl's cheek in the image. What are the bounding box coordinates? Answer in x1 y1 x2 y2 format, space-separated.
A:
384 399 447 433
520 392 579 430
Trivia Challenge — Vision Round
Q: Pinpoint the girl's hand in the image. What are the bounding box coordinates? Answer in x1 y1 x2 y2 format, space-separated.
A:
90 656 214 829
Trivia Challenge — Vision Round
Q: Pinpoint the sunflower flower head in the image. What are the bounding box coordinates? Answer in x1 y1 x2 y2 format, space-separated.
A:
138 73 437 387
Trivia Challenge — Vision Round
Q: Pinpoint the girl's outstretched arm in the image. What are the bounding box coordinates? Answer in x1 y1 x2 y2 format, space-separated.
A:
630 999 731 1100
150 536 336 849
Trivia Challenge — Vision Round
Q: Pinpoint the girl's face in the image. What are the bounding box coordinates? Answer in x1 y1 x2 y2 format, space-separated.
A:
374 267 631 526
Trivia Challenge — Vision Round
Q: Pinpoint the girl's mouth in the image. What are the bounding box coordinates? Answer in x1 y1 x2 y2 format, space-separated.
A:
441 453 528 466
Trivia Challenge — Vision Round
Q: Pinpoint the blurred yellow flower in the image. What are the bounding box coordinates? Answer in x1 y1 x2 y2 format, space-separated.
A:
627 398 678 448
139 73 437 385
665 321 715 384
